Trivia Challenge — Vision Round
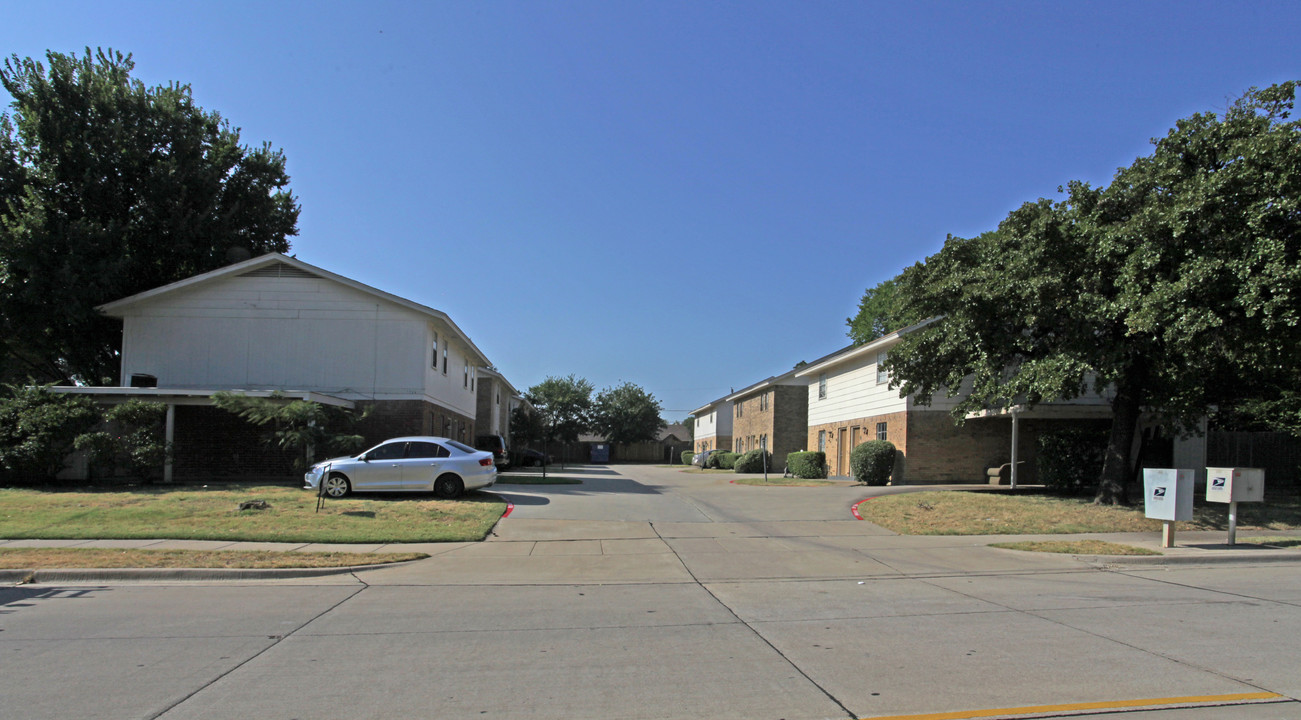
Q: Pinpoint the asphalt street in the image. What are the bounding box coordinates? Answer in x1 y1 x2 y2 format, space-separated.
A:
2 465 1299 720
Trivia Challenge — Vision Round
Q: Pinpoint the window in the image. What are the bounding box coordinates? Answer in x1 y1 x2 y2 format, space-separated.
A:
366 441 407 461
431 333 439 369
818 373 827 399
471 366 477 392
736 402 743 418
818 430 826 452
463 362 469 388
407 442 451 459
442 346 448 374
876 422 888 441
761 392 770 411
877 351 889 385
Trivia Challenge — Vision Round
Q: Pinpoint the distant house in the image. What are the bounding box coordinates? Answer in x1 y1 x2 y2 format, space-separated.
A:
57 253 514 480
689 397 733 454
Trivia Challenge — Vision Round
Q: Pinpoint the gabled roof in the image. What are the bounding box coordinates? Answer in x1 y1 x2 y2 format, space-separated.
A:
689 395 733 417
793 317 941 378
97 253 494 367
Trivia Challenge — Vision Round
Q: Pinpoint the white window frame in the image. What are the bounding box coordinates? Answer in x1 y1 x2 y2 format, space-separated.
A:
876 351 889 385
818 373 827 399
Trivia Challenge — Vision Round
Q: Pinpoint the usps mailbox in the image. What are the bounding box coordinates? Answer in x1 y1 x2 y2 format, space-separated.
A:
1144 469 1193 547
1206 467 1265 545
1206 467 1265 503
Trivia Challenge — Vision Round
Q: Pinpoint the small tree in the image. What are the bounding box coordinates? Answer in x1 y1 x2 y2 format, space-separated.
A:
591 382 665 444
212 392 366 471
74 399 169 480
850 440 896 486
0 385 100 481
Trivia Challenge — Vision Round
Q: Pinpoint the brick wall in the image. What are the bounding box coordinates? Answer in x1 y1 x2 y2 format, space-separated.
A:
903 411 1058 484
808 410 908 478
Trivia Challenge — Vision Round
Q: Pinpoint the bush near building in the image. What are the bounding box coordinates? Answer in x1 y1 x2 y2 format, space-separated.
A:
734 449 771 473
787 451 827 479
850 440 896 486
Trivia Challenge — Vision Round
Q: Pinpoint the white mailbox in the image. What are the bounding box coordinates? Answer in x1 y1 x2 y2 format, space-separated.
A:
1206 467 1265 504
1143 469 1194 522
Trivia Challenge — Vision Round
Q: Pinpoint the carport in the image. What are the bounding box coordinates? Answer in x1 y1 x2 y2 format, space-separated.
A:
49 387 354 482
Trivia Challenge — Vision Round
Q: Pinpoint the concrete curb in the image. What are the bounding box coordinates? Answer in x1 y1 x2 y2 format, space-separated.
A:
1074 550 1301 566
1 561 411 584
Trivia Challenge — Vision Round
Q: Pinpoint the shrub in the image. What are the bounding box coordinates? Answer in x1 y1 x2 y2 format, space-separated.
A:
0 385 102 481
787 451 827 479
75 399 170 481
733 449 771 473
716 452 739 469
850 440 896 485
1037 428 1107 495
681 450 694 465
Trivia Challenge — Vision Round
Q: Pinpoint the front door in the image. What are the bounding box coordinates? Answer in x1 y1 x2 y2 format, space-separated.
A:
838 427 849 477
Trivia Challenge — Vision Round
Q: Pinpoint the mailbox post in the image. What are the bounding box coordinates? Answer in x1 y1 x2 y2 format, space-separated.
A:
1206 467 1265 545
1143 469 1194 548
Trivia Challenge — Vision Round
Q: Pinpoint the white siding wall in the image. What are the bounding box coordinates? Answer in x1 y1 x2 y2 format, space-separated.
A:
807 352 907 425
117 275 477 416
696 409 718 443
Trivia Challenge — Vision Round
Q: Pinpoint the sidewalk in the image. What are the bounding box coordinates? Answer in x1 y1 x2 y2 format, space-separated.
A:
4 525 1300 584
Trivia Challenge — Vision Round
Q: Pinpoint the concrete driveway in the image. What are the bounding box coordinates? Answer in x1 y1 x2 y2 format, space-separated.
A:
3 464 1299 719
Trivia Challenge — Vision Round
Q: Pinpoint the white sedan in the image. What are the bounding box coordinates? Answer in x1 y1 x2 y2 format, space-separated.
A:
305 436 497 499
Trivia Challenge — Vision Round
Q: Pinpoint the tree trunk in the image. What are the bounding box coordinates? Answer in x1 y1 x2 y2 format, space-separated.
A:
1095 384 1141 505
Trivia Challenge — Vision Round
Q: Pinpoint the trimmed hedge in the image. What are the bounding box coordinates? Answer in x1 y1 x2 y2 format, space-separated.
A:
681 451 695 465
733 449 771 473
787 451 827 479
850 440 895 485
716 452 740 470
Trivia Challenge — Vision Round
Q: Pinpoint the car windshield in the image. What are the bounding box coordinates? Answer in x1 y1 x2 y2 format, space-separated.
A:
444 440 477 454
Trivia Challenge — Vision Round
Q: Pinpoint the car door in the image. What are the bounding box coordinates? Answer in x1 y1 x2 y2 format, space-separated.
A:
354 441 407 490
400 441 450 490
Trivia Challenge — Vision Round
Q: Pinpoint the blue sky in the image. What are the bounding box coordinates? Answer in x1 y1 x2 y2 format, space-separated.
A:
4 1 1299 418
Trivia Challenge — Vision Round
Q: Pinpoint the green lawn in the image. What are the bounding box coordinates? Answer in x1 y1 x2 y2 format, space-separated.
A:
0 484 506 543
0 547 428 569
856 490 1301 535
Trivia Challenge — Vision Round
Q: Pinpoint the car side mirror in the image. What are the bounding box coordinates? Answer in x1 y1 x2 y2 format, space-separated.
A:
359 453 370 462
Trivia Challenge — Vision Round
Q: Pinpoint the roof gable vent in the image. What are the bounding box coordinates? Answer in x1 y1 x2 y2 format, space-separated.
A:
239 263 322 280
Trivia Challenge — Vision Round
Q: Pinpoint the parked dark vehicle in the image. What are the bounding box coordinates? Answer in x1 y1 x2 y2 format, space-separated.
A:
692 449 726 468
514 448 552 467
474 434 511 469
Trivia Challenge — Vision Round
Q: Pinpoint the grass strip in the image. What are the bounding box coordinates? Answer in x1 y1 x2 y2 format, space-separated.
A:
0 484 505 543
991 540 1162 556
1236 536 1301 548
0 547 427 569
734 477 838 487
494 477 583 485
856 491 1301 536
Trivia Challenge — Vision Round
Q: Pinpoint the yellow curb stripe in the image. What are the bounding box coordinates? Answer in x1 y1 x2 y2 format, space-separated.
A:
864 692 1284 720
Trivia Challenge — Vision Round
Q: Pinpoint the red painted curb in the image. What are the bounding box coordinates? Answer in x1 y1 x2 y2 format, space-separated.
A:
502 502 515 519
851 497 878 520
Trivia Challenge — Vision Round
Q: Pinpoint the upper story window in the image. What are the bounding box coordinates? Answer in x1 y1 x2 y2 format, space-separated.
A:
760 392 770 411
818 373 827 399
431 333 439 370
442 346 449 375
463 362 469 388
736 402 743 418
877 351 889 385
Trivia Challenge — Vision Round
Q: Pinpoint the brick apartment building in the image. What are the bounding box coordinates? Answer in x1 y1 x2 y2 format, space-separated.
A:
725 373 809 470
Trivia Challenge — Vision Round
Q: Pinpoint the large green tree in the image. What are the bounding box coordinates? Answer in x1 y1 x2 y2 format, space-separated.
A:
0 48 299 384
591 382 665 444
886 82 1301 504
847 275 917 344
525 375 594 445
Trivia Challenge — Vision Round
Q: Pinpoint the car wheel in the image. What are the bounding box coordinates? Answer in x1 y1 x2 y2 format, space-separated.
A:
434 474 464 499
322 473 351 498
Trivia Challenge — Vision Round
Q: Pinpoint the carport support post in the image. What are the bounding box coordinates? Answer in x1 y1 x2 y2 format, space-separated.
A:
1010 408 1020 489
163 403 175 483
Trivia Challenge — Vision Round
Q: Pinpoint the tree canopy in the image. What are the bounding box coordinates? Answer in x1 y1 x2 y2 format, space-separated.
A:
591 382 665 444
883 81 1301 504
846 276 917 344
0 48 299 384
524 375 594 445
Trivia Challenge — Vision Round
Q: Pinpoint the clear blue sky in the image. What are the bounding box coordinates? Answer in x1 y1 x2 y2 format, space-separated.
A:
5 1 1299 418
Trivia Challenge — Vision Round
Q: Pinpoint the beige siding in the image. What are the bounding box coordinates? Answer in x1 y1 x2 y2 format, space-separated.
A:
807 352 906 426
